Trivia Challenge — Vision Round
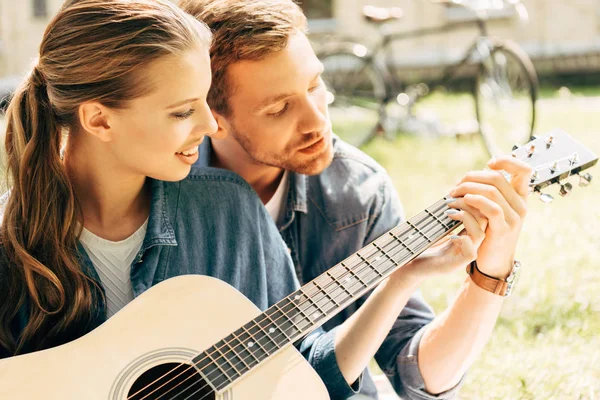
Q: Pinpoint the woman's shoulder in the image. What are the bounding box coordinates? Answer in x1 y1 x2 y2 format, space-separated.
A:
183 166 254 193
178 166 265 212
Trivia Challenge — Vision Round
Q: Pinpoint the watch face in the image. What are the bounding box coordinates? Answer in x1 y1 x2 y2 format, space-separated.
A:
505 260 522 296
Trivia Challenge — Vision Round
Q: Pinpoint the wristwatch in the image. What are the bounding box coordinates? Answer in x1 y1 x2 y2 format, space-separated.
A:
466 260 521 297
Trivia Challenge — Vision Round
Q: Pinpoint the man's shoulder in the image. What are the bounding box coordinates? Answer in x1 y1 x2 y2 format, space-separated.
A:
305 138 396 231
309 137 392 196
330 137 387 175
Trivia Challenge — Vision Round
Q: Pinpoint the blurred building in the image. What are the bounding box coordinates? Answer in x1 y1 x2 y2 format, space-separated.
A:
309 0 600 79
1 0 600 79
0 0 64 77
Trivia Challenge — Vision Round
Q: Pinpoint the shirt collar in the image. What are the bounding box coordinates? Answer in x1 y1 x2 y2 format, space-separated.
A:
141 178 178 251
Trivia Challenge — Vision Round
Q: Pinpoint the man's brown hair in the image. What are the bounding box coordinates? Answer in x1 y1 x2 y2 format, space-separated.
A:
179 0 307 115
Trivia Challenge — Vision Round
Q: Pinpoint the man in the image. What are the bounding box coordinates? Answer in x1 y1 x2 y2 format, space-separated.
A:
180 0 532 398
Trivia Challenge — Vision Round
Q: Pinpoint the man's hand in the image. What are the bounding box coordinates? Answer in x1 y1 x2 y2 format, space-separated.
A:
447 156 533 279
398 206 488 282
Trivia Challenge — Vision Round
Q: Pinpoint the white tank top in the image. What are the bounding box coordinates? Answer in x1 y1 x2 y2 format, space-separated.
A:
79 219 148 318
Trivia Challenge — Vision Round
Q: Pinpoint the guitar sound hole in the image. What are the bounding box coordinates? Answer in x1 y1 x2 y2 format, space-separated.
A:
127 362 215 400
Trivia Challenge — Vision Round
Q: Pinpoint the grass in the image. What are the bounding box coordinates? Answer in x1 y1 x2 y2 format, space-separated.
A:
1 86 598 399
357 87 600 399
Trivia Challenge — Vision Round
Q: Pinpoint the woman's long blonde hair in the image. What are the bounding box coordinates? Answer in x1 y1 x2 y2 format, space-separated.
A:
0 0 211 356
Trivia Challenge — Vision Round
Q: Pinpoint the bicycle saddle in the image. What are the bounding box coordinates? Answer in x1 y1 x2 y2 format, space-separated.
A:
362 5 404 24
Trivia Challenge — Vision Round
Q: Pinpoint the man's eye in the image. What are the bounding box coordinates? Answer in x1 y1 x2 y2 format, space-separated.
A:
267 103 289 118
173 109 196 120
309 80 323 92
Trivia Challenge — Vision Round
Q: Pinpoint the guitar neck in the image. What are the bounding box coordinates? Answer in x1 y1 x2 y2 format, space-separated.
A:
195 197 459 391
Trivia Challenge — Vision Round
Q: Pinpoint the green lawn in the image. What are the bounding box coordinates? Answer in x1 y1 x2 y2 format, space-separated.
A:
360 89 600 399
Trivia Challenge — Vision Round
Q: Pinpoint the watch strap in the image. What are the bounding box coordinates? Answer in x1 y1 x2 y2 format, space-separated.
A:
466 260 512 296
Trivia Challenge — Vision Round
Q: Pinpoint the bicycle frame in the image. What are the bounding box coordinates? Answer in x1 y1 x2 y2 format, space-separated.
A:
370 17 493 99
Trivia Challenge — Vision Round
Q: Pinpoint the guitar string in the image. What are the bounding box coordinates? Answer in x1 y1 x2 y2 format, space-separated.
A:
168 204 457 400
129 200 455 400
132 200 453 400
178 219 451 400
130 200 454 400
155 201 458 400
185 206 456 400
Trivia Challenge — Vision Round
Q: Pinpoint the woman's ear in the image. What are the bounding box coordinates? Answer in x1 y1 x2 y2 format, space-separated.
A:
78 102 113 142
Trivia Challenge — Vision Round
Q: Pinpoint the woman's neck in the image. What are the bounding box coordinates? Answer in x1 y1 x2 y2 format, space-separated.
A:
64 137 151 242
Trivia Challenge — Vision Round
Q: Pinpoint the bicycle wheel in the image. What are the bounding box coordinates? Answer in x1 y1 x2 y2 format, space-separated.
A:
318 48 387 148
475 39 538 157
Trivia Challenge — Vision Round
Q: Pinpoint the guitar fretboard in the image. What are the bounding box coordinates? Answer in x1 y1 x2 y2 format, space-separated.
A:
193 197 459 391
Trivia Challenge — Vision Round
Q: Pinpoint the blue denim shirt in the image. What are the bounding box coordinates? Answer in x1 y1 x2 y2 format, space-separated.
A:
199 137 462 400
0 167 356 399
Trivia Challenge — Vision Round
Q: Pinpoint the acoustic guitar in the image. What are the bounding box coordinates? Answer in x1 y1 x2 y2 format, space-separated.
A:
0 130 596 399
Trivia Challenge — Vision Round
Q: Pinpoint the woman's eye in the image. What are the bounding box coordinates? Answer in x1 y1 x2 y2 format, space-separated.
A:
173 108 196 120
267 103 289 118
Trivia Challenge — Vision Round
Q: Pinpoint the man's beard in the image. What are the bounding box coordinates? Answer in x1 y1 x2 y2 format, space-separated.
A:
229 124 334 176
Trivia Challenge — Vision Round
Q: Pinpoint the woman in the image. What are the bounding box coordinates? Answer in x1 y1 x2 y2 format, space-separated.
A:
0 0 210 353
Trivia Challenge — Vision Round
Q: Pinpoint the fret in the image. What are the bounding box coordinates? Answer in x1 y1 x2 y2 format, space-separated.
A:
371 242 400 275
312 277 340 309
212 341 242 379
326 270 355 300
256 313 289 350
262 311 291 342
425 208 450 230
417 209 446 238
192 346 234 390
242 320 273 359
216 336 251 381
273 300 306 336
406 221 432 243
229 331 259 368
356 252 384 280
288 292 319 330
300 285 330 323
388 231 415 255
341 262 369 289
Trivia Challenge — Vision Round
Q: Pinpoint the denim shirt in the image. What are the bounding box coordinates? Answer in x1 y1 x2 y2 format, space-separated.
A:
199 137 462 400
0 167 356 399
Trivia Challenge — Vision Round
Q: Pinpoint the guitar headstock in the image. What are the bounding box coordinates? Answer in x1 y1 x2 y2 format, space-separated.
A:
511 129 598 202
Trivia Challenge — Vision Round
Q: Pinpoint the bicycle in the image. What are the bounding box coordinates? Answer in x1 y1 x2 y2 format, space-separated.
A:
316 0 539 156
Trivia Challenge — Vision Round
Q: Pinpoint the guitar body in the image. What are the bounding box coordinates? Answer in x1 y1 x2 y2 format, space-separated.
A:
0 275 329 399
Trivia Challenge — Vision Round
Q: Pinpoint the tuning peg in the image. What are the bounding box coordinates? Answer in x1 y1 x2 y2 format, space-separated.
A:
579 172 592 187
545 135 555 147
538 192 554 203
569 153 579 165
512 144 520 151
530 135 539 141
559 182 573 197
530 170 539 182
526 145 536 157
